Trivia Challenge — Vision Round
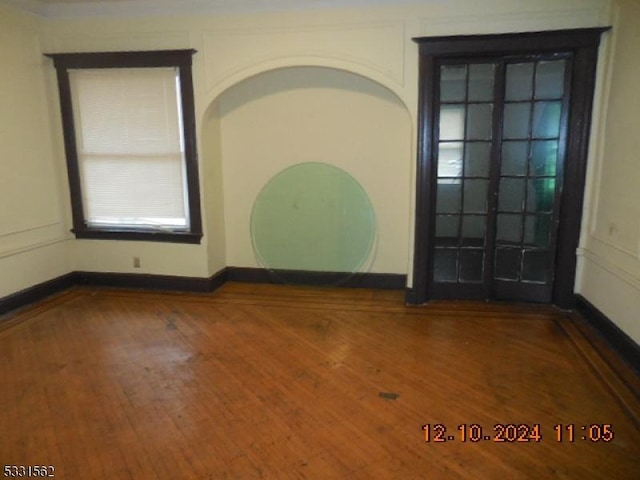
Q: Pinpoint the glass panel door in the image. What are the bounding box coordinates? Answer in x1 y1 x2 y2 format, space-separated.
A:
493 59 566 301
432 57 568 302
434 62 495 297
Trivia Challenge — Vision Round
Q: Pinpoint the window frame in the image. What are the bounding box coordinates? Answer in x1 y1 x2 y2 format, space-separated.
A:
46 50 203 244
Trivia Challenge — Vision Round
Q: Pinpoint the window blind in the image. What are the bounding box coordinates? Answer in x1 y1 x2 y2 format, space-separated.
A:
69 67 189 230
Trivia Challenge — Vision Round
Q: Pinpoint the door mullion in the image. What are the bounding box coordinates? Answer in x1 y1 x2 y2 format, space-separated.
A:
483 61 505 299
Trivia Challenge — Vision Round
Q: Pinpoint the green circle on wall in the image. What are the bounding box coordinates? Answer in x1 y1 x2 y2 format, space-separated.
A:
250 162 376 285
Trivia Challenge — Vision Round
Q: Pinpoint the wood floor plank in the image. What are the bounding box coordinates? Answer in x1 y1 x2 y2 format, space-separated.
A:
0 282 638 479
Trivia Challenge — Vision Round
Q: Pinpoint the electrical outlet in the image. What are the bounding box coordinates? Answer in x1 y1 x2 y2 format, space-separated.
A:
133 256 141 268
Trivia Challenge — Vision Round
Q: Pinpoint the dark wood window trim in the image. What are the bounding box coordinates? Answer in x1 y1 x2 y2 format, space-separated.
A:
407 28 610 308
45 50 203 244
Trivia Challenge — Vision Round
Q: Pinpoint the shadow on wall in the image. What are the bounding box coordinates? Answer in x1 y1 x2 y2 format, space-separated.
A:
215 66 408 116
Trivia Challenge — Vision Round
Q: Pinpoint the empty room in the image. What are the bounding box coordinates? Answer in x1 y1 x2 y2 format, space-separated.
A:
0 0 638 478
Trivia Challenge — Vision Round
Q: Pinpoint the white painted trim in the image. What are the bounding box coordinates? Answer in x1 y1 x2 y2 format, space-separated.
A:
577 248 640 292
0 222 61 238
1 0 424 18
589 232 638 260
419 6 606 36
200 19 407 98
200 55 412 120
0 237 68 260
584 2 619 240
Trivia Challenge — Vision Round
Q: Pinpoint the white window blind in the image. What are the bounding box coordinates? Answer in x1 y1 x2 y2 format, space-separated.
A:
69 67 189 230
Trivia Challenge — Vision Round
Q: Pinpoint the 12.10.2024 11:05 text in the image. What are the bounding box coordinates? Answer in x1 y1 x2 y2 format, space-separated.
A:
421 423 615 443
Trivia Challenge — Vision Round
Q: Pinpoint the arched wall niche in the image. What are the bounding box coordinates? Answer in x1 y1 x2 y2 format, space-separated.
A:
200 63 413 279
201 56 412 114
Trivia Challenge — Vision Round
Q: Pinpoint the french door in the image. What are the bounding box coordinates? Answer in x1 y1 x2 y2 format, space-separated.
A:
409 29 608 306
433 55 568 302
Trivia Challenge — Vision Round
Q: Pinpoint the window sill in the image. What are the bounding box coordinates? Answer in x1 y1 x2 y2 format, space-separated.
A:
71 228 203 244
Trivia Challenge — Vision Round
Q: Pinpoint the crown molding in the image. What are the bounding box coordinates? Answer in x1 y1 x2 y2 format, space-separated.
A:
1 0 422 18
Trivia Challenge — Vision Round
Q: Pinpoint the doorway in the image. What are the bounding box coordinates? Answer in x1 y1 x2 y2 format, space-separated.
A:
408 28 608 307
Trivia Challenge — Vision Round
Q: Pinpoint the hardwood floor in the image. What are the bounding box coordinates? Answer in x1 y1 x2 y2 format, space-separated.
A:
1 282 638 479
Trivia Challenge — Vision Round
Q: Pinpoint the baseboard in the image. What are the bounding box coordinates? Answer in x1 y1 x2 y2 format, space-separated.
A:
0 266 405 319
226 267 406 289
208 267 228 291
404 288 419 305
0 273 76 317
575 294 640 374
74 270 229 293
0 269 229 318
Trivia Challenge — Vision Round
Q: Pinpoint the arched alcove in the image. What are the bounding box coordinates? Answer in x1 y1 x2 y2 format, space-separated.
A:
201 66 412 278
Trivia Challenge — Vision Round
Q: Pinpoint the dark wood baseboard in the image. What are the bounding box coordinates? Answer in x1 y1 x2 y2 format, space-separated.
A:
404 288 419 305
0 273 76 317
1 267 406 318
226 267 407 289
74 270 229 293
0 269 229 318
208 267 228 291
575 294 640 375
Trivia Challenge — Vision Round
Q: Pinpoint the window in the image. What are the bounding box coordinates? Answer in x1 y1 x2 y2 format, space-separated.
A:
46 50 202 243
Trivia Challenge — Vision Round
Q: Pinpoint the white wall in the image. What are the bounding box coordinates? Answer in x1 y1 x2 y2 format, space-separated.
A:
576 0 640 344
200 97 227 277
0 5 70 298
34 0 606 282
2 0 621 318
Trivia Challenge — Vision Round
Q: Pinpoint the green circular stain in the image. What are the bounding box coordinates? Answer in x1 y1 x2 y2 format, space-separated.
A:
251 162 376 284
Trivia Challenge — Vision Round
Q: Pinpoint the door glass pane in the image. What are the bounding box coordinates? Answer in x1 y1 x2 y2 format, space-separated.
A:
463 179 488 213
527 179 555 212
438 142 463 179
530 140 557 176
466 104 493 140
435 215 458 246
501 141 528 176
464 142 491 177
468 64 494 101
440 105 465 140
434 249 457 282
496 214 522 244
436 183 461 213
535 60 565 99
533 101 562 138
522 250 550 283
498 178 525 212
440 65 466 102
503 103 531 139
459 250 484 282
461 215 485 247
495 248 521 280
505 63 534 101
524 215 551 247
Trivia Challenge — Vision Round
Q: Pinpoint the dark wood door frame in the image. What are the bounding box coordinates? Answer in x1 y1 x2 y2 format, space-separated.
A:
406 28 610 308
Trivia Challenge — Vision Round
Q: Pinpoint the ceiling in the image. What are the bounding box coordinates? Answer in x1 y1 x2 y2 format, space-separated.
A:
3 0 419 17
